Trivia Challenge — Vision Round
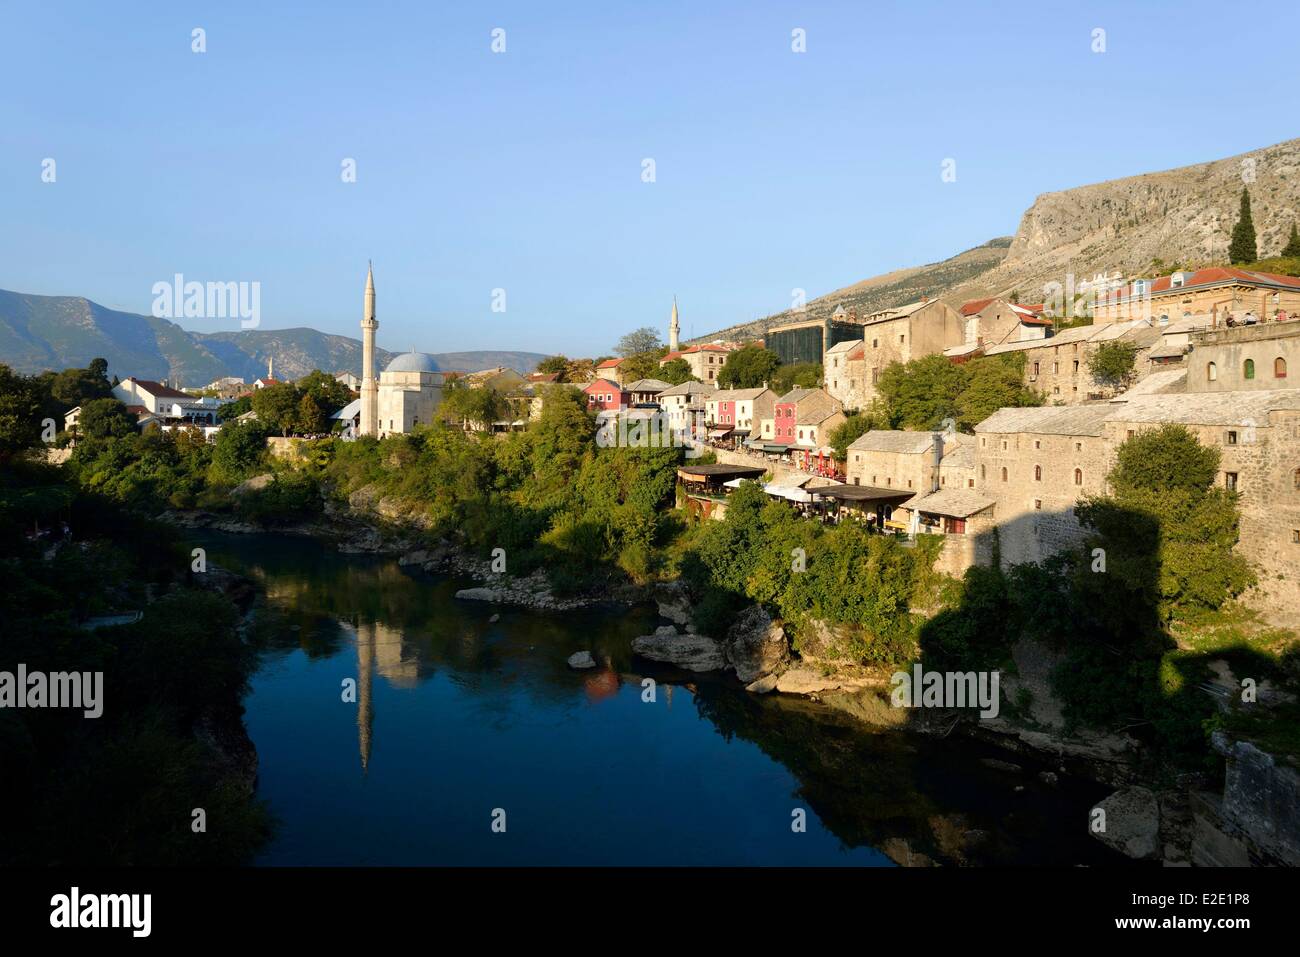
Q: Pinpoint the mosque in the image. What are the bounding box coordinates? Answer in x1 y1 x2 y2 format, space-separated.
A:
345 263 445 438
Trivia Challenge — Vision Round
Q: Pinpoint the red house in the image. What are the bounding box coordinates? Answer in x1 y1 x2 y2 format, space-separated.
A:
584 378 630 412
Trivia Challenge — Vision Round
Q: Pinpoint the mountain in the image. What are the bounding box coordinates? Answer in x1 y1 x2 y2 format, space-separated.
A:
686 239 1013 346
0 289 546 385
691 137 1300 344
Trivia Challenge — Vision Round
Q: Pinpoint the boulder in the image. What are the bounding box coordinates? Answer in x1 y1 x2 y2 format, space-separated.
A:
653 625 678 637
653 580 694 627
745 674 779 694
455 587 500 602
631 633 724 672
723 605 789 684
1091 786 1161 860
567 651 596 670
773 667 842 695
230 473 274 498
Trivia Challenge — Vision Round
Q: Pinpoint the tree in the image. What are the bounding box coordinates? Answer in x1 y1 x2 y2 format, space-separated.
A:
250 382 300 436
717 346 779 389
1228 187 1257 264
877 354 968 430
536 355 570 377
296 370 352 413
210 420 268 484
615 327 662 357
1282 223 1300 258
620 349 668 382
658 357 696 385
295 392 330 435
441 382 509 431
770 362 822 395
0 364 46 456
956 354 1042 429
77 398 137 442
1078 425 1254 617
828 408 885 460
1087 341 1139 393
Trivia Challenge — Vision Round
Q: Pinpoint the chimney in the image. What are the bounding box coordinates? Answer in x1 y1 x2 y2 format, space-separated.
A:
931 431 944 493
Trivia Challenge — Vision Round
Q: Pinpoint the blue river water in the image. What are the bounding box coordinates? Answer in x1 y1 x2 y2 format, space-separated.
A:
194 531 1122 866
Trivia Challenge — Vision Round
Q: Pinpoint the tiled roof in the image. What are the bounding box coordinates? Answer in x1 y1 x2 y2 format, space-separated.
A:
848 429 939 453
596 358 624 369
1110 267 1300 302
1104 389 1300 427
1110 369 1187 398
903 488 995 518
658 380 716 396
777 387 822 404
584 378 624 392
624 378 673 393
939 442 975 469
959 297 996 316
976 405 1116 436
127 377 191 399
710 388 771 402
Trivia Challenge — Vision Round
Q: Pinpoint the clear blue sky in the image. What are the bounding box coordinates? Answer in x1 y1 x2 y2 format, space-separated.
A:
3 1 1297 357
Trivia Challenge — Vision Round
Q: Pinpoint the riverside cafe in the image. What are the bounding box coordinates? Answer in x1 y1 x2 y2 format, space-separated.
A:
807 483 914 531
676 463 768 520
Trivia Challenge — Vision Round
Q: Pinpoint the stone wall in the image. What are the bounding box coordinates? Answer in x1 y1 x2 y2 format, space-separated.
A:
1185 320 1300 392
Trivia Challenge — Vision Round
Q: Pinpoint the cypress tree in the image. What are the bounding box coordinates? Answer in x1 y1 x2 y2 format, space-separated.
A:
1228 187 1257 264
1282 222 1300 258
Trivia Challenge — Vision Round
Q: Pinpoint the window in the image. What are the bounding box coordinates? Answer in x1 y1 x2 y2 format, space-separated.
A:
1207 362 1217 381
872 339 878 348
1295 468 1300 489
981 465 986 480
1001 467 1008 482
1073 360 1080 373
1034 440 1041 449
967 478 974 488
1074 468 1083 486
1002 440 1008 450
853 477 860 486
1053 362 1059 374
1293 529 1300 544
1034 499 1042 510
1277 357 1288 379
1226 431 1238 445
1033 362 1040 376
1075 442 1082 452
1034 465 1042 481
899 334 905 344
1225 472 1238 491
1244 359 1256 380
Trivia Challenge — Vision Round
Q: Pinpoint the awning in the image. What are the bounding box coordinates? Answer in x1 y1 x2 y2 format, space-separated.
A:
708 428 733 438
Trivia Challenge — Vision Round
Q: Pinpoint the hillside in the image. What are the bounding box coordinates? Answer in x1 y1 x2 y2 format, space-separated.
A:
0 289 545 384
692 137 1300 342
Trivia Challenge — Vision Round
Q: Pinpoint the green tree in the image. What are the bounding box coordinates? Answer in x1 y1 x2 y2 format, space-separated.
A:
620 348 668 382
828 408 886 460
536 355 570 377
957 354 1042 429
1087 341 1140 393
250 382 300 436
1228 187 1257 264
1078 424 1254 617
210 420 268 485
295 392 330 435
615 327 662 356
658 357 696 385
1281 223 1300 258
878 354 969 430
77 397 137 442
771 362 822 395
296 370 352 413
441 382 509 431
0 364 46 456
717 346 779 389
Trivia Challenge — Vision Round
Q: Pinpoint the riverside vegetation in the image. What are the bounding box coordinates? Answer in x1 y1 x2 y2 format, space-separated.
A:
4 360 1299 863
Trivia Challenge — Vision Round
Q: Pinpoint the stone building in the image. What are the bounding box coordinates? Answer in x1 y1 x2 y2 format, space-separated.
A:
773 388 842 444
983 319 1161 403
845 430 952 495
946 298 1051 361
659 343 734 383
658 380 714 437
1185 319 1300 392
1092 267 1300 326
825 339 868 411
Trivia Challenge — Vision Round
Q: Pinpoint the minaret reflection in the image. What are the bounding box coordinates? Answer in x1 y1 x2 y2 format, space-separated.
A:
353 618 423 772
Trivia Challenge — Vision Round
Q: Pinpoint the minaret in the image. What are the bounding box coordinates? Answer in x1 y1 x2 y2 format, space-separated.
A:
669 296 680 351
360 262 379 437
267 356 273 379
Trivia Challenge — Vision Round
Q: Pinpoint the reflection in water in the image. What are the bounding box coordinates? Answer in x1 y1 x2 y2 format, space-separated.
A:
198 531 1127 867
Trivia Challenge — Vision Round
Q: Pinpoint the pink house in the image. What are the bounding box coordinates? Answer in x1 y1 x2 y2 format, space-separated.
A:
583 378 630 412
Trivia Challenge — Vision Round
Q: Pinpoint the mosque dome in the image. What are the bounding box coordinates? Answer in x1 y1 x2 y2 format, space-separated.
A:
384 351 440 373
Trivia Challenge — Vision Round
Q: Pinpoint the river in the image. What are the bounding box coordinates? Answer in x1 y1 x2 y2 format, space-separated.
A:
194 531 1126 866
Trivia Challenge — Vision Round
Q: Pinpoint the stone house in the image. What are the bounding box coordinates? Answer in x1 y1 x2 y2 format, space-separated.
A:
659 343 734 383
1092 267 1300 326
983 319 1161 403
1185 319 1300 393
658 380 714 437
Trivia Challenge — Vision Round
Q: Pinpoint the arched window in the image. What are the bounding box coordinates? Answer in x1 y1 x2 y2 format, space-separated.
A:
1276 357 1288 379
1074 468 1083 486
1244 359 1256 380
1034 465 1042 481
1000 467 1008 482
1207 362 1217 381
1294 467 1300 490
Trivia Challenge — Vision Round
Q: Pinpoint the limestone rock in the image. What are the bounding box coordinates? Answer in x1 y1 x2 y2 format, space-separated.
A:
654 580 693 627
631 633 724 672
723 605 790 684
567 651 596 670
231 473 274 498
745 674 779 694
1092 786 1161 860
773 667 841 695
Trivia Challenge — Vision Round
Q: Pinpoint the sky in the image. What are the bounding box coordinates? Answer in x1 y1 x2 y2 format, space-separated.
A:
3 1 1298 358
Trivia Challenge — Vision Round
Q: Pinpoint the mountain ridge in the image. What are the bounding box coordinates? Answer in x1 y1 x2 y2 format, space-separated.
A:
0 289 546 384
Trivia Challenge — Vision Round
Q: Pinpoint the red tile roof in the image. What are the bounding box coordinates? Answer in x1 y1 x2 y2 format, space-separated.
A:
583 378 624 393
1112 266 1300 301
127 377 191 399
596 358 624 369
959 298 996 316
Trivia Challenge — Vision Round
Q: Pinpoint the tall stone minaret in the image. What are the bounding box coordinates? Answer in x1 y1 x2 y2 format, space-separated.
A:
360 262 379 437
669 296 680 351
